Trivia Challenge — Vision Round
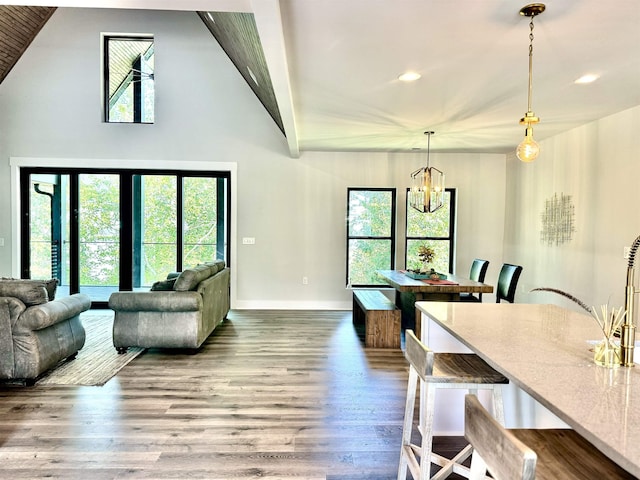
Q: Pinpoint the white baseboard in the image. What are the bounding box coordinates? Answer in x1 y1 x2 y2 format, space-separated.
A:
233 300 352 310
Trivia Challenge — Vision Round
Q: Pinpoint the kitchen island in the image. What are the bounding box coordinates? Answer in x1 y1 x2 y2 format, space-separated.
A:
416 301 640 477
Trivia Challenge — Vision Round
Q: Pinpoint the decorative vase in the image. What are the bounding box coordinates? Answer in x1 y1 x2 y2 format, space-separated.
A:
593 337 621 368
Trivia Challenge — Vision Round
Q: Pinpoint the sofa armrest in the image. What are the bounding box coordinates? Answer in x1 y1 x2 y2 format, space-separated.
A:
0 296 27 328
17 293 91 332
109 291 202 312
0 297 27 378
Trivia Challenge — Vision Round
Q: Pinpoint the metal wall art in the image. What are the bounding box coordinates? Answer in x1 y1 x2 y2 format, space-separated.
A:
540 192 575 246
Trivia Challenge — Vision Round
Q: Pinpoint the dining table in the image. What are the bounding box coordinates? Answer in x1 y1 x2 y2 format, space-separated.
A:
376 269 493 335
415 301 640 478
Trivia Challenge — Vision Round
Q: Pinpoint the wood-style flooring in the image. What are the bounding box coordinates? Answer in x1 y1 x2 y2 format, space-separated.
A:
0 310 467 479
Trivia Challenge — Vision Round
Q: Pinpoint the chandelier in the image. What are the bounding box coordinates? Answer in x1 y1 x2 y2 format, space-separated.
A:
409 131 445 213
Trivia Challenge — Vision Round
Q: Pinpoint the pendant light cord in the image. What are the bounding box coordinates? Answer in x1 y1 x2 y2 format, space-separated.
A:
527 17 535 114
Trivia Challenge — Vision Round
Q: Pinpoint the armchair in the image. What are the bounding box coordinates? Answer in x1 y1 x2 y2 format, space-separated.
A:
0 279 91 384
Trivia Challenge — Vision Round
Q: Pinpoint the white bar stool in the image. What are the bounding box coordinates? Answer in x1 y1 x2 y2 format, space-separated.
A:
398 330 508 480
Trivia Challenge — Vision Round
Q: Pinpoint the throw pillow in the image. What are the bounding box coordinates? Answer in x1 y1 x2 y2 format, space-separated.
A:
150 278 177 291
0 280 49 306
41 278 58 301
0 278 58 301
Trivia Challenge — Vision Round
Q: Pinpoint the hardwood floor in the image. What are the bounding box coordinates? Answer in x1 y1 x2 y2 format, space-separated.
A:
0 310 467 479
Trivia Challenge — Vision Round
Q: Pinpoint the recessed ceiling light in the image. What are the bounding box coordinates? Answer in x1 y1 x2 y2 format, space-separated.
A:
398 72 421 82
575 73 600 84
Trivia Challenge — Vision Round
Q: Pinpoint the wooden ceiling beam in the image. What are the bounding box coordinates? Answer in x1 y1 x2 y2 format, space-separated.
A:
0 6 56 84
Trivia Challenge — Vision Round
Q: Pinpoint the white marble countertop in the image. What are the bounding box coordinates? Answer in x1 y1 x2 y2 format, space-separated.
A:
416 301 640 477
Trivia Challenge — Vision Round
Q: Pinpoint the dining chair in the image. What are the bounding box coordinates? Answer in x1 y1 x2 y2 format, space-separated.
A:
459 259 489 303
397 330 508 480
464 394 634 480
495 263 523 303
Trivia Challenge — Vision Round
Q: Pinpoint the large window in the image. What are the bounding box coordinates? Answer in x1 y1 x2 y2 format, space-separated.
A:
346 188 396 287
21 169 230 307
104 35 155 123
406 188 456 274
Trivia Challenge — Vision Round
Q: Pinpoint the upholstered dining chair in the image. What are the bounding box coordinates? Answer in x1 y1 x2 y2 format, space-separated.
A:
459 259 490 302
495 263 523 303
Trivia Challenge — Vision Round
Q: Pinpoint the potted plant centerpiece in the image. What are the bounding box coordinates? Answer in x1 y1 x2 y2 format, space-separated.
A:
405 245 446 280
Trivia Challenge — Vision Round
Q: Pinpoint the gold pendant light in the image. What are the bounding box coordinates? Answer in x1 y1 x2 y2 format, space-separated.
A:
409 131 445 213
517 3 545 163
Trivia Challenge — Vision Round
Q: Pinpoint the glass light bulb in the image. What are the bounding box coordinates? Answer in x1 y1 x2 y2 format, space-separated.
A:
517 127 540 162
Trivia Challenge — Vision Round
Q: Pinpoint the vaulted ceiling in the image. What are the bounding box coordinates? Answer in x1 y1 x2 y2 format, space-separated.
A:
1 1 639 159
0 5 55 83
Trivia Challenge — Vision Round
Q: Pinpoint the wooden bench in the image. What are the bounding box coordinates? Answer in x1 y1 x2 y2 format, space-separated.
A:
352 289 401 348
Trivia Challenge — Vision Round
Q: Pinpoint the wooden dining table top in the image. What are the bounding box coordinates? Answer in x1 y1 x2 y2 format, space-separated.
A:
376 269 494 294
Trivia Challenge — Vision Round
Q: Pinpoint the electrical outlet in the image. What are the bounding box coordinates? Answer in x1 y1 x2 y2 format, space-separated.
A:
302 276 308 285
624 246 631 259
242 237 255 245
0 238 4 247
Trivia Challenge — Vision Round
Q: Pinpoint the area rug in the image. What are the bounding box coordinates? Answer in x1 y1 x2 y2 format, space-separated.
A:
37 312 145 386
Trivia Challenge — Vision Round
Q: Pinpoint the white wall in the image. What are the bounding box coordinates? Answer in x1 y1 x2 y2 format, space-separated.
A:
234 150 505 309
0 8 506 309
504 105 640 314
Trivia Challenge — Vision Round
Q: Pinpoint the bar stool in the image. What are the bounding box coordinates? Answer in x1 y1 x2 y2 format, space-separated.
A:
398 330 508 480
464 394 635 480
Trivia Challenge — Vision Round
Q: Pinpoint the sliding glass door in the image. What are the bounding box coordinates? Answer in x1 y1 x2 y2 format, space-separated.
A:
135 175 177 288
78 173 121 301
27 174 68 291
21 168 230 307
183 176 226 266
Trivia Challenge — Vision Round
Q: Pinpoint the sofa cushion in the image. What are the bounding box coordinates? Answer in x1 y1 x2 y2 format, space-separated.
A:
203 260 225 275
0 280 50 306
213 259 225 271
150 278 177 291
173 265 214 291
203 263 219 275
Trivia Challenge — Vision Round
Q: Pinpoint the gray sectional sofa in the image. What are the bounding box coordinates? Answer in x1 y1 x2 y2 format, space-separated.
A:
108 260 230 353
0 279 91 384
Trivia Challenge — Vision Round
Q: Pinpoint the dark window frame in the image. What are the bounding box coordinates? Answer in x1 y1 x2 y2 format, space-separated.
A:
405 187 456 273
19 167 231 308
103 35 155 124
346 187 397 288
